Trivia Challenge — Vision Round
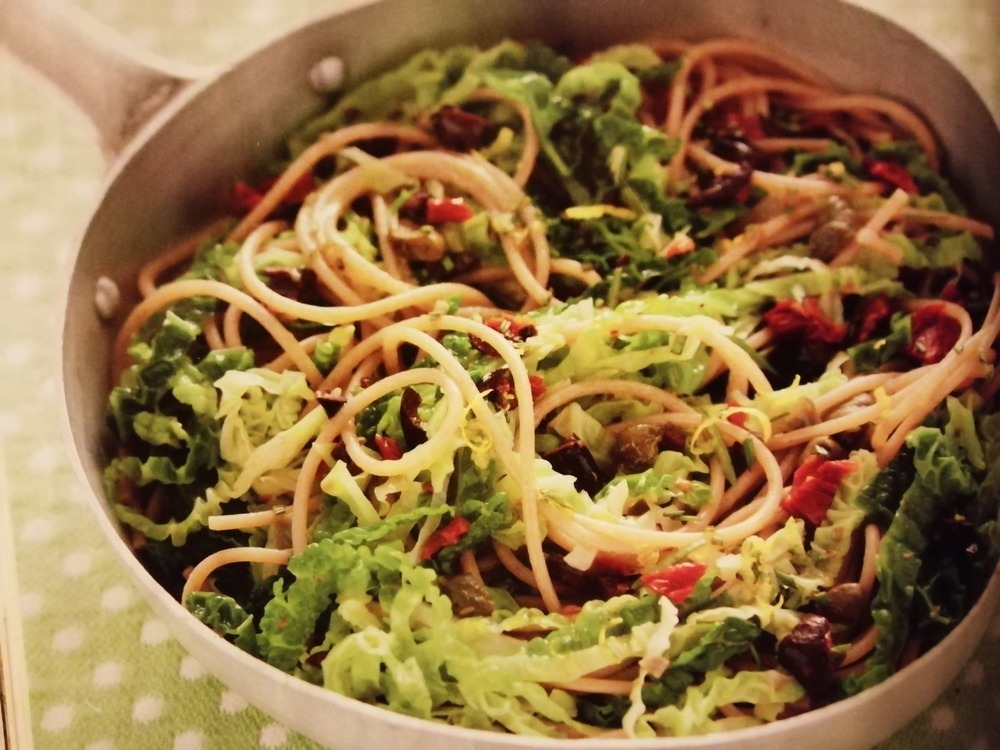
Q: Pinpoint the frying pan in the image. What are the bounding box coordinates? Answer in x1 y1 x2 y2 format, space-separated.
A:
4 0 999 748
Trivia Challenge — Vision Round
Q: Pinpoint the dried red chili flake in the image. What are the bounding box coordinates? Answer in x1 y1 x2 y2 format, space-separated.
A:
781 454 858 526
485 316 538 342
480 369 546 410
471 317 538 357
420 516 472 560
641 561 708 604
480 368 517 410
906 303 962 364
763 297 847 344
855 295 893 343
373 434 404 460
865 159 919 195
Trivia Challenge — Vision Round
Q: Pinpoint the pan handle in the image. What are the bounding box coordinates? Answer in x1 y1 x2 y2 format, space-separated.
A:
0 0 211 158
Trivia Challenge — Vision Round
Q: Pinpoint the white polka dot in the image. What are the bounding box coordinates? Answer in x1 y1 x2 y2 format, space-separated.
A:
259 723 288 749
11 273 42 301
40 703 74 732
61 551 93 579
68 175 101 201
219 690 248 714
52 626 85 653
29 445 62 473
126 26 161 49
27 374 59 402
92 660 124 688
26 145 64 171
0 411 24 436
101 585 132 612
84 741 114 750
20 591 43 619
16 208 50 237
174 730 203 750
179 656 205 681
20 517 55 543
244 3 277 23
132 694 164 724
204 28 237 53
963 660 985 686
0 112 23 138
172 0 199 23
3 341 32 369
929 704 956 731
89 0 124 15
140 618 170 646
0 177 18 202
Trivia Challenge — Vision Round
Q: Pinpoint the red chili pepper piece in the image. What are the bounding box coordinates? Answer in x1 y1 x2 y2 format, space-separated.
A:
373 434 404 460
528 375 546 400
866 160 919 194
725 399 749 429
763 298 847 344
231 172 316 214
282 171 318 204
421 516 472 560
781 455 858 526
905 303 961 364
231 181 264 213
641 561 708 604
425 197 475 224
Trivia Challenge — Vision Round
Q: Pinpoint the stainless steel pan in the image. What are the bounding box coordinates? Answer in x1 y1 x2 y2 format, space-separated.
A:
5 1 998 747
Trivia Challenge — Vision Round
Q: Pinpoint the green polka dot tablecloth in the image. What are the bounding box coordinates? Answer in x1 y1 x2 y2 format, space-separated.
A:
1 1 998 748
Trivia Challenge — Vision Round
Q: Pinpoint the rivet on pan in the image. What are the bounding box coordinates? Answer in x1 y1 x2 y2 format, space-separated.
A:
94 275 120 321
309 56 345 94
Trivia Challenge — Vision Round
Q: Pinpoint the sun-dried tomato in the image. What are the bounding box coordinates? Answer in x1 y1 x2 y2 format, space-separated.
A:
764 297 847 344
855 295 893 342
430 107 496 151
641 561 708 604
399 387 427 448
781 455 858 526
905 303 961 364
542 436 607 497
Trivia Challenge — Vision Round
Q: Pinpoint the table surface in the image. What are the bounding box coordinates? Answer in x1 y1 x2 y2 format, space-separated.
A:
1 1 998 748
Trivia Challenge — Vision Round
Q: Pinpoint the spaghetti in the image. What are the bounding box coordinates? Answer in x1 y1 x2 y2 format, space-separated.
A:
104 37 1000 740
